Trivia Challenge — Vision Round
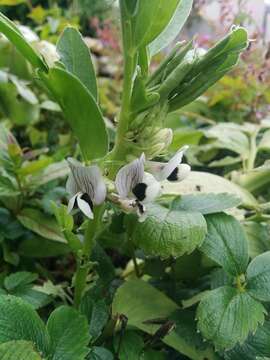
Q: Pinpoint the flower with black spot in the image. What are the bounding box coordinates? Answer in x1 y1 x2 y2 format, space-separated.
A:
66 158 106 219
115 154 161 216
148 145 191 182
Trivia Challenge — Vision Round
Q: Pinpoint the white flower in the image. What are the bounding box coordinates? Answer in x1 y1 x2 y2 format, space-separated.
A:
66 158 106 219
115 154 161 216
148 145 191 182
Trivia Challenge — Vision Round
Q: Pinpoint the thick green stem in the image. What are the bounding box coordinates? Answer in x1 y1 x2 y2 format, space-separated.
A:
73 206 104 308
107 0 136 177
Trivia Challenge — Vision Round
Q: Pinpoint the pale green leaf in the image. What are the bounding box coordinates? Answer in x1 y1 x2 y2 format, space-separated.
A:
150 0 193 55
0 340 41 360
171 193 241 214
47 306 90 360
200 213 249 276
162 171 257 208
132 203 207 258
197 286 266 350
57 27 97 99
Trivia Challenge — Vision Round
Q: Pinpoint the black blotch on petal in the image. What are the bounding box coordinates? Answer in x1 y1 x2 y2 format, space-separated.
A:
132 183 147 201
81 193 94 210
167 167 179 181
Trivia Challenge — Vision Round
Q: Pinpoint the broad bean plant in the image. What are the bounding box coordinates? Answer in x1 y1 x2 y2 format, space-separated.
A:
1 1 270 360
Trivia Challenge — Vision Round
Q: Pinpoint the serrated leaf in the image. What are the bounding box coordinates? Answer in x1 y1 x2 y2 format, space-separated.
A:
57 27 97 99
47 305 90 360
200 213 249 276
171 193 241 214
17 208 66 243
225 320 270 360
39 67 108 161
0 340 42 360
4 272 37 291
132 203 207 258
246 252 270 302
197 286 266 350
0 12 47 71
0 295 49 354
150 0 193 55
112 279 218 359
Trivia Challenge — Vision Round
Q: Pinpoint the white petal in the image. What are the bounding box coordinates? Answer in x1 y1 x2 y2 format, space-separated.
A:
66 172 80 196
141 172 161 204
115 154 145 198
67 159 106 204
159 145 189 181
175 163 191 182
77 194 94 219
67 193 79 213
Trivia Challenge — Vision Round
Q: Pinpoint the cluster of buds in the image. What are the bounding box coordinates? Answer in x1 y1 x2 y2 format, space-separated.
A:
66 146 191 221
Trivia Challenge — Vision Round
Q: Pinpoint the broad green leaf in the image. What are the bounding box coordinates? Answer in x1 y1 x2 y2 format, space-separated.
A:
132 203 207 258
244 222 270 258
18 237 70 258
47 306 90 360
246 252 270 302
197 286 266 350
171 193 241 214
200 213 249 276
0 340 41 360
57 27 97 99
114 331 144 360
17 208 66 243
112 279 218 360
0 295 49 354
0 12 47 71
89 300 109 341
30 160 69 187
162 171 257 208
0 175 19 197
39 67 108 160
87 347 114 360
133 0 180 48
225 320 270 360
150 0 193 55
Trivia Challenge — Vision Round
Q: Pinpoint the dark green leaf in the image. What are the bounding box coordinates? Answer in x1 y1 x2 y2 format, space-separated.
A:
57 27 97 99
246 252 270 302
197 286 266 350
132 203 207 258
200 213 249 276
4 272 37 292
171 193 241 214
0 12 47 71
39 67 108 160
87 347 113 360
18 237 70 258
225 320 270 360
47 305 90 360
112 279 218 359
114 331 144 360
